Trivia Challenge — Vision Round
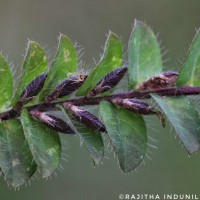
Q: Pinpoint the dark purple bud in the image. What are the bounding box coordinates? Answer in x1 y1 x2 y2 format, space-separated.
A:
21 73 47 99
88 66 127 97
112 98 165 127
137 71 179 91
29 110 75 134
64 103 106 132
46 74 88 102
0 109 19 121
14 73 47 110
112 98 153 114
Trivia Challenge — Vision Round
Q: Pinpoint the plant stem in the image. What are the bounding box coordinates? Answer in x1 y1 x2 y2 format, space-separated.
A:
1 86 200 121
62 86 200 106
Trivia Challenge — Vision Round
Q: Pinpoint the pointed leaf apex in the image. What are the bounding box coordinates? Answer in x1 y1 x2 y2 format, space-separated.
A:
59 33 68 41
133 20 147 28
108 31 119 39
0 53 6 60
28 40 39 47
133 19 139 27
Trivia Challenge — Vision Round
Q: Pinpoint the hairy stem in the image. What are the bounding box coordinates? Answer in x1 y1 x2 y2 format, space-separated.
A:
1 86 200 121
62 86 200 106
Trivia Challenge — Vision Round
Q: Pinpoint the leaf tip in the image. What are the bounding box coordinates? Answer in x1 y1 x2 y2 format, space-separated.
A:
107 30 119 40
58 33 67 41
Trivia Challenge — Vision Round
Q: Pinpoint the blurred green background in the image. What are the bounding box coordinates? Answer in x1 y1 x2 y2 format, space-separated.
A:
0 0 200 199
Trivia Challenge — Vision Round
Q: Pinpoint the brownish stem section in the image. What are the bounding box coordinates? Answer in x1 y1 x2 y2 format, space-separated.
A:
1 86 200 121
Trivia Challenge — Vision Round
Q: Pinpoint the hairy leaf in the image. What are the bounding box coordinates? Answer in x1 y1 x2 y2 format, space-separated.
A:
21 109 61 178
60 106 104 165
76 32 123 96
151 94 200 154
99 101 147 172
128 20 162 89
0 54 13 111
177 29 200 86
12 41 48 105
39 34 78 100
0 119 36 188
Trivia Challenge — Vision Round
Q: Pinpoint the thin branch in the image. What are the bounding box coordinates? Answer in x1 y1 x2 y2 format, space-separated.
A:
1 86 200 121
62 86 200 106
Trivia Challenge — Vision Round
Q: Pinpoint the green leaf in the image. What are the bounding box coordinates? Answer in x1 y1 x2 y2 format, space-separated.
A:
0 54 13 111
60 106 104 165
99 101 147 172
128 20 162 89
151 94 200 154
76 32 123 96
177 29 200 86
38 34 78 100
21 109 61 178
0 119 36 188
12 41 48 105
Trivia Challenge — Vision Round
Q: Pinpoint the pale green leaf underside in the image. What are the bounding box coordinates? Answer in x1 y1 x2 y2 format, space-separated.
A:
99 101 147 172
177 29 200 86
0 119 36 188
0 54 13 111
76 32 123 96
128 20 162 89
60 106 104 165
21 109 61 178
39 34 78 100
151 94 200 154
12 41 48 105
